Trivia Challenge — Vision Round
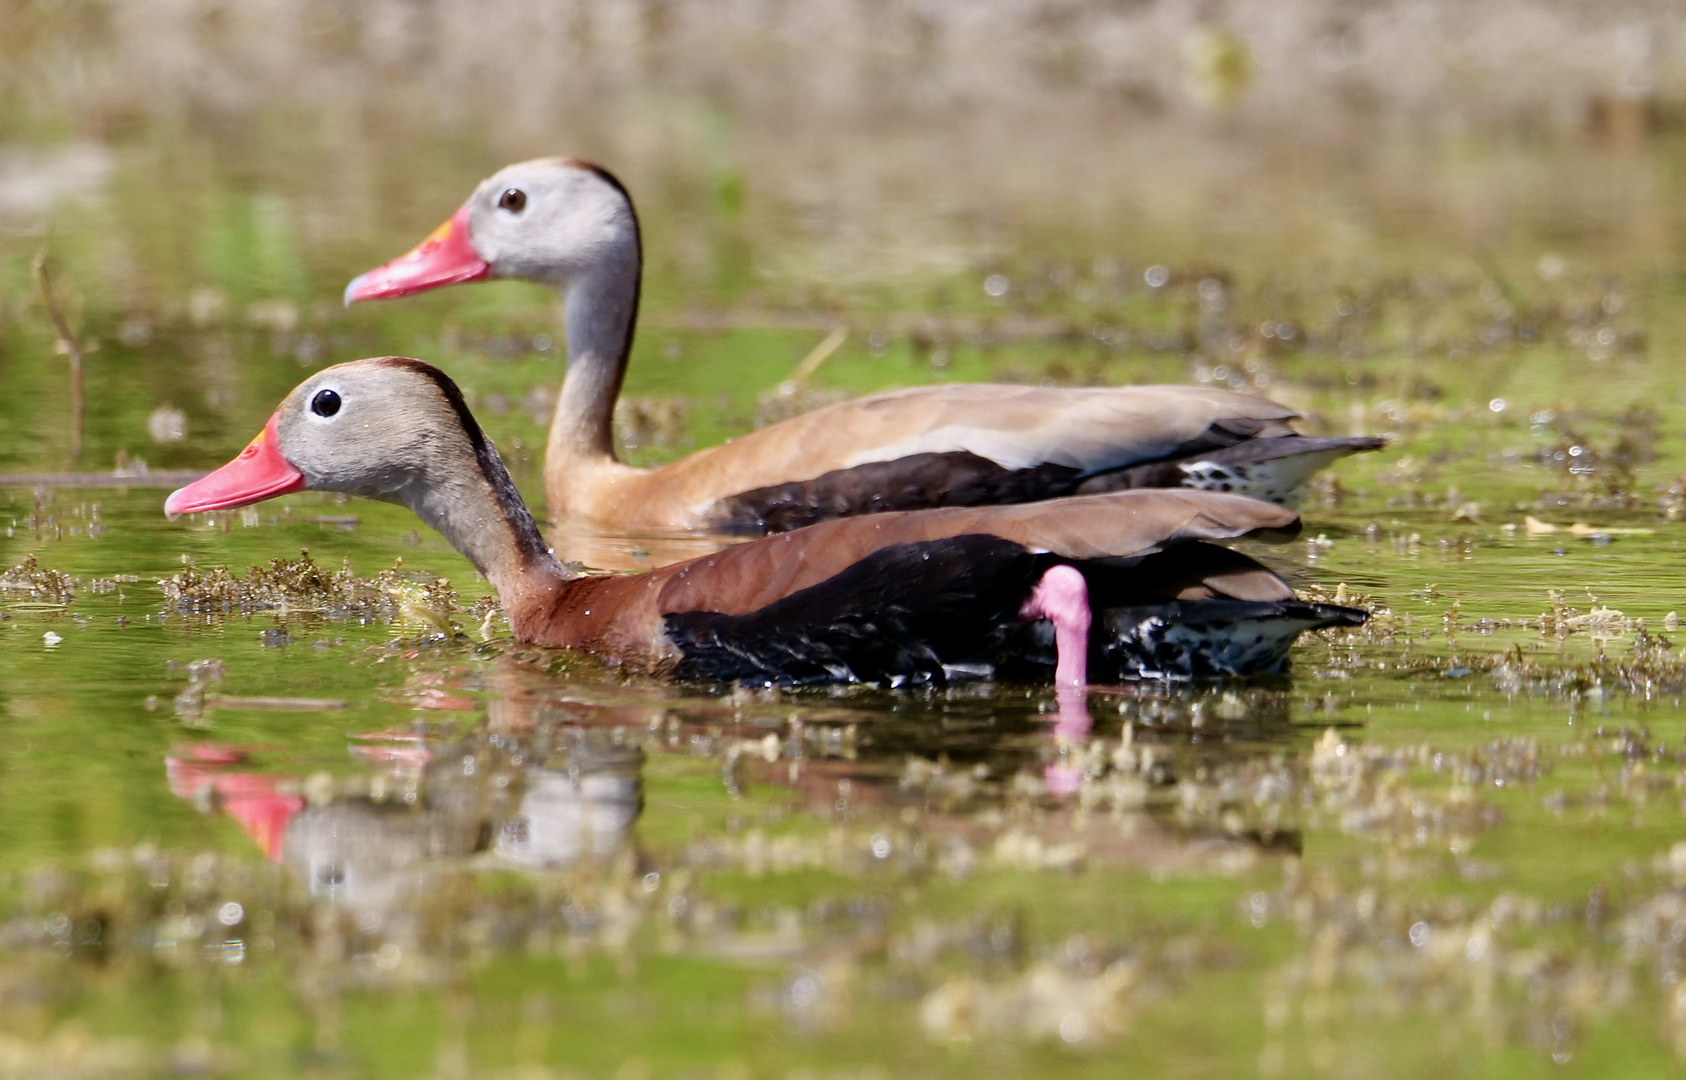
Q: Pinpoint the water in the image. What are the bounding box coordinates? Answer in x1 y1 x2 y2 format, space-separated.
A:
7 2 1686 1075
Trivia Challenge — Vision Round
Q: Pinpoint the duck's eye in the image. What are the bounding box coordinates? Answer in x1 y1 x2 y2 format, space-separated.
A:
310 389 341 417
498 188 527 212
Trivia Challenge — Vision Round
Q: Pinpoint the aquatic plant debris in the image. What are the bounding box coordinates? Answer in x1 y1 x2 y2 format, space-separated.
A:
159 549 472 635
0 553 74 605
1523 515 1653 537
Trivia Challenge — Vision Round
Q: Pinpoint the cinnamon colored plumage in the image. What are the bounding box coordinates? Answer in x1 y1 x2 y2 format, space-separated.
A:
166 358 1365 685
344 159 1383 533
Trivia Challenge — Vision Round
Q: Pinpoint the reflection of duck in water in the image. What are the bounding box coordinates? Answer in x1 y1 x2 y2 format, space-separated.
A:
285 739 641 908
167 731 643 907
494 744 642 869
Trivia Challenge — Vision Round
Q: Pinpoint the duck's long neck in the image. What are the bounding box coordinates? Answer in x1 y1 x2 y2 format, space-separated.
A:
550 231 642 466
404 431 573 632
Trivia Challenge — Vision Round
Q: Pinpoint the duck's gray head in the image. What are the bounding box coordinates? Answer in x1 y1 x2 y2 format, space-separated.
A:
343 158 638 303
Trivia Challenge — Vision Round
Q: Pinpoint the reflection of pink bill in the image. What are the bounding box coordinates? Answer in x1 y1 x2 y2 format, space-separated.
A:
165 745 303 861
351 729 435 770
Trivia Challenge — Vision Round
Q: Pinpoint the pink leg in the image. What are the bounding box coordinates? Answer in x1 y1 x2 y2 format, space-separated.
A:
1022 565 1095 796
1020 564 1091 689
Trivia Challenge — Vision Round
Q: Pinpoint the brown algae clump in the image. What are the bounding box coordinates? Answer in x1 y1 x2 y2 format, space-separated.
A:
160 549 469 634
1 554 76 607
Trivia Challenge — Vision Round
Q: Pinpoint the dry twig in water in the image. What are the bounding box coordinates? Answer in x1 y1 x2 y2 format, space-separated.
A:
32 253 86 461
779 325 849 394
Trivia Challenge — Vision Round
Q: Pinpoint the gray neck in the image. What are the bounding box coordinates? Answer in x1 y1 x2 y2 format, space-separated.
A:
550 237 642 464
403 438 572 603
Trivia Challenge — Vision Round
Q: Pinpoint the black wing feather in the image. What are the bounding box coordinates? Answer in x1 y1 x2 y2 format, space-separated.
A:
666 535 1040 684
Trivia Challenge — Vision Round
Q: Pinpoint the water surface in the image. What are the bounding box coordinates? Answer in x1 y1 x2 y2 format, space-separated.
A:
6 3 1686 1076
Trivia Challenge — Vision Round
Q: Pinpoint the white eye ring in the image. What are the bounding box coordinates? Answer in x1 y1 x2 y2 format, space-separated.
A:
309 387 343 419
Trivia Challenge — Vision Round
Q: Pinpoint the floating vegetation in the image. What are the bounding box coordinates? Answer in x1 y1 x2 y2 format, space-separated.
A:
920 957 1137 1045
614 394 692 453
1255 875 1640 1069
0 554 73 606
1534 404 1658 503
1306 727 1513 849
159 549 472 636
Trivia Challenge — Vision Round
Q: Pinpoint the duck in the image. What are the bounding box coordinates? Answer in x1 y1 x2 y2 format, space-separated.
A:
165 357 1365 685
343 158 1383 534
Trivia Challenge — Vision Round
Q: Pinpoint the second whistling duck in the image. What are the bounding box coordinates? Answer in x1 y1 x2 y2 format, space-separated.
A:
165 358 1364 685
344 159 1383 534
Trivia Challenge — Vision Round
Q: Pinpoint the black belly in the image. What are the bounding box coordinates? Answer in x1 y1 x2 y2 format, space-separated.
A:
665 535 1040 685
663 536 1368 686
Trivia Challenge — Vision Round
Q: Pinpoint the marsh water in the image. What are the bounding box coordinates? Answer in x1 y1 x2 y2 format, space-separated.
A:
9 2 1686 1076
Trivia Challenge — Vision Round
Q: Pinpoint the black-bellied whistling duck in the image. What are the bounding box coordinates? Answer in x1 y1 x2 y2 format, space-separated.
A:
165 358 1364 685
344 159 1383 534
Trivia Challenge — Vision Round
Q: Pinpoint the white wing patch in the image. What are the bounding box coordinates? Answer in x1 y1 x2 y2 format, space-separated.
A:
1178 446 1354 505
